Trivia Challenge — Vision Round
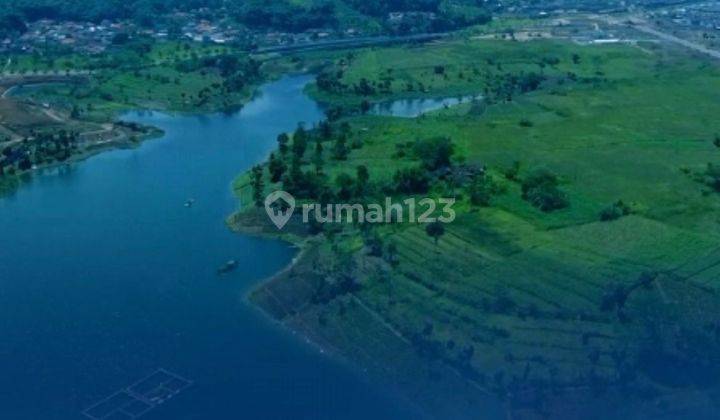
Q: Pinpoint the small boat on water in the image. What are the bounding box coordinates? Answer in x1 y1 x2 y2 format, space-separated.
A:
217 260 238 275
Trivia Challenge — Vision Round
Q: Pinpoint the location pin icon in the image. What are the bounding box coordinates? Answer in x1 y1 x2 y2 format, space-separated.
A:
264 191 296 230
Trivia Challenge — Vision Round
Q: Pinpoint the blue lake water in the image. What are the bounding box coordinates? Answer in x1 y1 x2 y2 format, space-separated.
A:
0 75 420 419
371 95 481 118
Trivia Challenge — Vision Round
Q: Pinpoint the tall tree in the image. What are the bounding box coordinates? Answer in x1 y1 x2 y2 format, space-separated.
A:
355 165 369 196
335 173 354 201
292 125 308 159
313 140 324 175
319 120 333 139
426 221 445 245
277 133 289 156
268 153 286 183
413 136 454 170
251 165 264 207
333 134 349 160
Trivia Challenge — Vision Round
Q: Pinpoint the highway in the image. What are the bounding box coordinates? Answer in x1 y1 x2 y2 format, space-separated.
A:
599 14 720 60
252 33 449 55
631 23 720 60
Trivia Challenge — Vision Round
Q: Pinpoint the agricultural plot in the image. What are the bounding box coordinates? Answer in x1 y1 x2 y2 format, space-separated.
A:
244 36 720 417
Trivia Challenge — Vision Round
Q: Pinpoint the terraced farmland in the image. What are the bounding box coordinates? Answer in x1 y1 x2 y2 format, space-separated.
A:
241 36 720 418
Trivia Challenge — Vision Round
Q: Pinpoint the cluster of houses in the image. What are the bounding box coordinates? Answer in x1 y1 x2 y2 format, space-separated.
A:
0 13 368 55
179 18 350 47
387 11 437 23
180 19 241 44
2 19 134 54
497 0 719 18
648 2 720 31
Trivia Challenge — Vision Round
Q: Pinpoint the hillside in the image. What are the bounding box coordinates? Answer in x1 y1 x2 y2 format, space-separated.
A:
232 34 720 418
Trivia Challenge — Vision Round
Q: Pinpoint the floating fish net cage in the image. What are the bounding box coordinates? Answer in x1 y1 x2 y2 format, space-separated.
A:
83 369 192 419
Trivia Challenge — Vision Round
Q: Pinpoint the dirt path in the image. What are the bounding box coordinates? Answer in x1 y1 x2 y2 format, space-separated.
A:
0 86 13 99
41 108 65 122
599 15 720 60
632 23 720 60
351 295 411 345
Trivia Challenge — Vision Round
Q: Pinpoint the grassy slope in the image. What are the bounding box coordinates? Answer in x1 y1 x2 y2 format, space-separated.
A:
307 39 720 232
1 42 257 118
239 37 720 417
307 38 644 104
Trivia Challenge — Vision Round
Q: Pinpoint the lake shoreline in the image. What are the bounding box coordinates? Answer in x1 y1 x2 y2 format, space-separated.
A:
0 124 164 196
224 81 511 419
0 64 294 192
227 200 504 420
0 72 424 420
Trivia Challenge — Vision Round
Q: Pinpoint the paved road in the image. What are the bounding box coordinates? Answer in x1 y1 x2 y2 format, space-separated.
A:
1 86 17 98
599 15 720 60
253 33 448 55
631 23 720 60
0 73 91 98
0 69 92 77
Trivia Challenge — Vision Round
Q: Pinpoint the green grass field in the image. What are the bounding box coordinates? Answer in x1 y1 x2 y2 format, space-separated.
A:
2 41 261 117
238 36 720 417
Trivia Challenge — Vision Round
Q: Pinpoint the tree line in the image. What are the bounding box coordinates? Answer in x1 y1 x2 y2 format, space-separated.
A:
0 130 79 176
1 0 493 37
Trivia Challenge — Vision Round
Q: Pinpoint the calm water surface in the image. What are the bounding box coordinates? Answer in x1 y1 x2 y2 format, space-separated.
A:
0 75 420 419
371 94 481 117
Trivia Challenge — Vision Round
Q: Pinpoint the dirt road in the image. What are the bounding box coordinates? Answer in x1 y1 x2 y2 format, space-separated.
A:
632 23 720 60
599 15 720 60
